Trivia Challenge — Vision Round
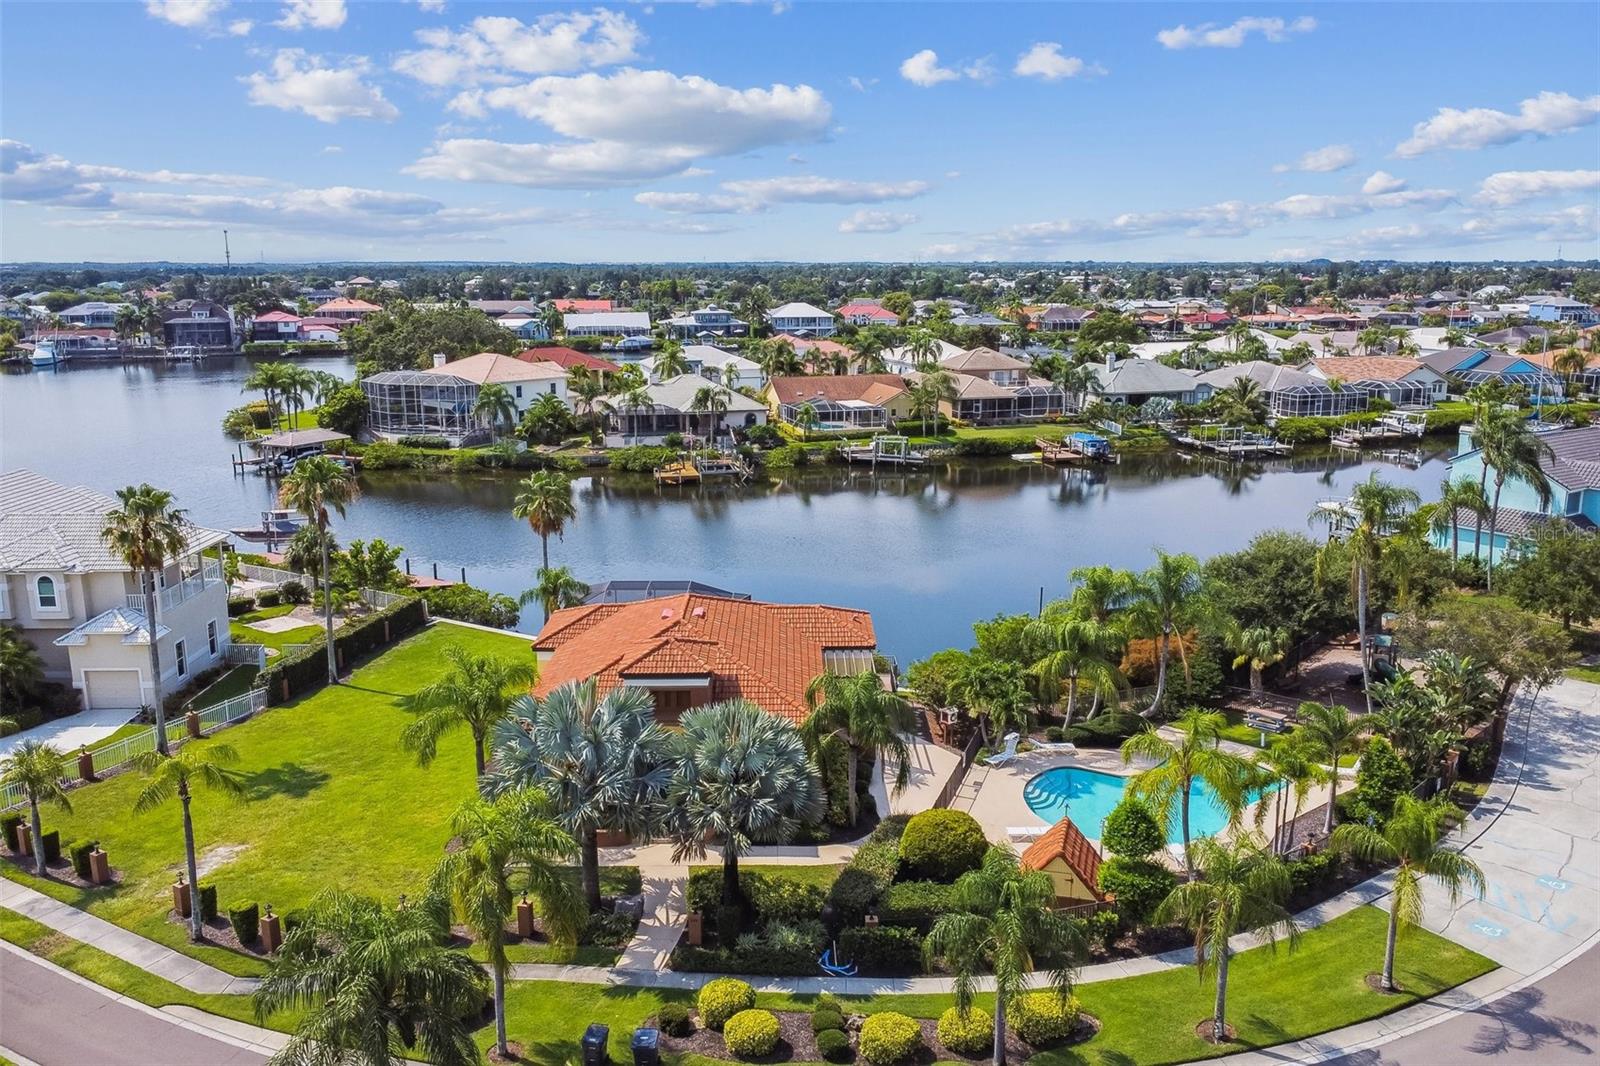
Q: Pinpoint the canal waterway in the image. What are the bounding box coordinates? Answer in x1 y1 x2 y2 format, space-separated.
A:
1 357 1451 660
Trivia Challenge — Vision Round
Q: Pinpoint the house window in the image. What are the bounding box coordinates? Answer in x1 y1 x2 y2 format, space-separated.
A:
35 575 57 609
548 383 557 394
515 385 523 398
175 639 187 678
207 620 219 656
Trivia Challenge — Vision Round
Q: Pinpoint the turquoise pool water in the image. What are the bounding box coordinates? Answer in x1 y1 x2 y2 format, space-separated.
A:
1022 767 1274 844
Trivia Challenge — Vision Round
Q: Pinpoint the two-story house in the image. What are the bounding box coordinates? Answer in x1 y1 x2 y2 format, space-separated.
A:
0 471 233 711
1526 296 1600 326
664 305 748 340
58 301 130 329
162 300 234 349
766 302 836 337
1436 424 1600 563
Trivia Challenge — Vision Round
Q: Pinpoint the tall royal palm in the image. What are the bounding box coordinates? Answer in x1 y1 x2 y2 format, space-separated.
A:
667 699 823 909
1127 550 1209 716
101 483 189 753
400 646 537 778
279 456 358 686
1481 418 1553 588
1332 795 1485 992
131 743 246 941
801 671 916 827
1311 472 1419 716
511 470 576 575
925 848 1086 1066
487 680 673 912
430 791 584 1058
1025 616 1125 725
253 889 486 1066
0 740 72 877
1296 701 1365 834
1156 835 1299 1043
1121 709 1252 878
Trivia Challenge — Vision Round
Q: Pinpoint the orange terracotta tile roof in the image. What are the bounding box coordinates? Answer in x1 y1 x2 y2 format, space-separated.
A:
766 374 907 406
1020 815 1105 897
774 333 850 356
1310 355 1438 382
531 595 876 722
1523 347 1600 371
551 298 614 312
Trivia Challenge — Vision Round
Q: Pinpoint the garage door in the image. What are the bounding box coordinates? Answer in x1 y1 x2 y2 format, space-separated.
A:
84 670 143 710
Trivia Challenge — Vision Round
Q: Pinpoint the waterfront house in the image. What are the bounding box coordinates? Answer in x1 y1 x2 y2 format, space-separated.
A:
766 301 837 337
251 310 303 341
763 374 911 432
1436 424 1600 561
883 337 966 375
669 344 763 390
529 593 878 724
1093 357 1206 407
924 372 1066 424
1196 360 1366 418
1522 347 1600 393
940 346 1031 387
1420 347 1560 394
1478 325 1550 349
498 316 551 342
1038 306 1094 332
465 299 544 319
0 470 231 711
57 301 130 329
835 301 899 327
25 329 120 355
162 300 234 349
361 352 569 445
1526 296 1600 325
1305 356 1447 407
312 298 381 321
563 311 651 338
1020 816 1105 904
300 321 344 343
603 374 766 447
515 347 620 376
664 305 748 340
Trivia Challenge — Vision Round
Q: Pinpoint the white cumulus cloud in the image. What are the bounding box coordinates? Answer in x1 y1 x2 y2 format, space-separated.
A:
899 49 960 87
1361 170 1407 195
275 0 346 31
1396 91 1600 157
839 210 918 234
1475 169 1600 206
1156 15 1315 49
1013 42 1104 81
1272 144 1356 173
144 0 242 34
720 176 928 204
243 51 399 123
393 9 642 88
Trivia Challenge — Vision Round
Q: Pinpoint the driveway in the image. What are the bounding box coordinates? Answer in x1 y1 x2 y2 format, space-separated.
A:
0 707 138 756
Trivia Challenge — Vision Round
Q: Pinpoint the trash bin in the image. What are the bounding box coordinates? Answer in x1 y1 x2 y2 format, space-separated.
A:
631 1027 660 1066
582 1023 610 1066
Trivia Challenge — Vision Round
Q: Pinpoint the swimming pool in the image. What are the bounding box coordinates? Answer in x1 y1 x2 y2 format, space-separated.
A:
1022 766 1275 844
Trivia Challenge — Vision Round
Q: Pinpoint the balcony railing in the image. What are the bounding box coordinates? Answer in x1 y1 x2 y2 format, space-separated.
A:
124 557 224 616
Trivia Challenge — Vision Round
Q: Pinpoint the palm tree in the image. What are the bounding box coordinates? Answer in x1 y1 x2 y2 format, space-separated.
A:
1050 361 1101 414
689 384 731 441
1332 795 1485 992
113 305 140 346
0 625 45 708
1127 550 1209 716
757 337 802 379
1226 624 1290 697
0 740 71 877
905 329 940 369
909 369 957 437
1481 419 1554 587
720 361 742 391
243 361 293 421
253 888 486 1066
739 285 771 339
1253 737 1325 854
472 382 519 442
1295 701 1365 834
401 645 536 778
1551 346 1590 387
925 848 1086 1066
667 699 823 909
1025 616 1125 725
801 671 916 827
1431 477 1488 564
620 385 655 445
1310 472 1419 715
487 680 672 911
652 341 689 381
280 364 316 429
1217 378 1268 425
131 743 246 941
279 457 358 686
101 483 189 753
794 402 820 438
1156 835 1299 1043
514 567 586 624
851 333 887 374
1065 565 1136 625
430 790 583 1057
511 470 576 574
1121 709 1252 878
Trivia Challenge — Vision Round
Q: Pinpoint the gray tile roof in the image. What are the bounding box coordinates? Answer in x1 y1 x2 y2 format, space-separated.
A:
52 606 170 647
1196 360 1325 392
1095 359 1201 396
0 470 226 573
1542 426 1600 491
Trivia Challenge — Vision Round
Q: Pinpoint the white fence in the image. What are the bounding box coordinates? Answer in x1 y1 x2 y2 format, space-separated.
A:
227 644 268 668
238 562 303 585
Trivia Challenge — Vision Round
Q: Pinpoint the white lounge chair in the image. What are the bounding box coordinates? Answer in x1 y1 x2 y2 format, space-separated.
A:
1007 825 1048 841
1032 740 1078 754
985 732 1020 766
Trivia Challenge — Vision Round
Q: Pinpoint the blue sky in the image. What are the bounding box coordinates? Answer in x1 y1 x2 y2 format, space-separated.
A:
3 1 1598 263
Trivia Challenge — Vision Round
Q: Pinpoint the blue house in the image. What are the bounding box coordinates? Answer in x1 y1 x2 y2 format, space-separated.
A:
1436 424 1600 563
1526 297 1600 326
1421 347 1561 397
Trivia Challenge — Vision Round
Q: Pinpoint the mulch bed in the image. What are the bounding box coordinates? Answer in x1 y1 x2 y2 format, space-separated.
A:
1193 1020 1238 1044
1364 973 1404 995
1 852 120 890
163 911 271 956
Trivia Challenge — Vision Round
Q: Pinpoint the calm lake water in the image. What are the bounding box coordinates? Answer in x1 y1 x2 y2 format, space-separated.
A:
1 357 1450 660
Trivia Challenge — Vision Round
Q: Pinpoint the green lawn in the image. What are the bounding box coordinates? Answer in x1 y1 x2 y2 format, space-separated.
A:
1568 664 1600 684
183 665 261 711
1 621 535 976
1220 710 1358 766
230 614 324 654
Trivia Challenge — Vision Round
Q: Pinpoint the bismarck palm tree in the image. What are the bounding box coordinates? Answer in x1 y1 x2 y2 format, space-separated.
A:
400 645 536 778
101 484 189 753
253 888 486 1066
1311 472 1419 716
511 470 576 574
131 743 246 941
1482 418 1554 588
1431 477 1488 564
667 699 823 910
1156 834 1299 1043
487 680 673 912
0 740 72 877
925 848 1086 1066
801 671 916 827
1226 624 1290 697
430 790 583 1058
1122 709 1252 878
279 456 358 686
1025 616 1125 726
1332 795 1485 992
520 566 590 624
1128 550 1209 716
472 382 519 442
1296 701 1365 834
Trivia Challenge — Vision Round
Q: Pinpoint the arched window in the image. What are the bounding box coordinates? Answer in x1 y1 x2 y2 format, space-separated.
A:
35 575 57 609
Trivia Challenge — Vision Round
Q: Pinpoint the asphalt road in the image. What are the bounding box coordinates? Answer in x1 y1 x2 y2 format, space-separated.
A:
1327 945 1600 1066
0 947 267 1066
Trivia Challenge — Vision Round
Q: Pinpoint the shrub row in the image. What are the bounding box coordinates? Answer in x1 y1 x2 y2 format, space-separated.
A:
670 941 819 976
838 925 925 975
877 880 959 932
253 596 428 704
420 585 520 630
607 445 680 472
824 815 907 929
686 867 831 926
227 595 257 616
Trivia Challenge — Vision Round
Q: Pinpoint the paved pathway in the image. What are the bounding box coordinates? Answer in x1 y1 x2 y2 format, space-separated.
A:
0 707 138 756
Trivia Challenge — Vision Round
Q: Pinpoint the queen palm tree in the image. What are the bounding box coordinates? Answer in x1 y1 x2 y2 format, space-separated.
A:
1066 565 1136 625
400 646 536 778
1217 378 1268 425
1296 701 1365 834
113 305 140 346
758 337 802 379
430 790 584 1058
1430 477 1489 564
1310 472 1419 715
851 333 887 374
667 699 823 910
279 457 358 686
720 361 742 391
253 888 486 1066
519 566 590 623
794 401 820 438
511 470 576 574
1025 616 1125 725
1332 795 1485 992
909 369 957 436
243 361 293 421
472 382 519 442
689 384 731 441
1156 834 1299 1043
740 285 771 338
487 680 673 911
801 671 916 827
1253 736 1325 854
925 848 1086 1066
101 483 189 753
280 364 316 429
0 740 71 877
0 625 45 708
1551 346 1590 388
905 328 940 369
1051 361 1101 414
131 743 247 941
620 385 655 445
652 341 688 381
1226 624 1290 697
1127 550 1209 716
1121 709 1252 878
1481 418 1554 587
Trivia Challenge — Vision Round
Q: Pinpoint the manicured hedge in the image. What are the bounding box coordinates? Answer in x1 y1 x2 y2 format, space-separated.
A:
1062 711 1146 748
656 1003 692 1036
40 830 60 864
697 978 756 1031
723 1009 780 1059
68 839 98 880
878 880 959 932
1096 857 1175 925
899 809 987 882
937 1007 994 1055
198 883 219 923
670 942 818 976
1 813 23 852
859 1012 923 1066
227 596 257 617
229 902 260 944
812 1010 845 1033
825 816 906 929
253 596 428 704
1007 991 1080 1045
686 867 831 926
816 1028 852 1062
838 925 925 975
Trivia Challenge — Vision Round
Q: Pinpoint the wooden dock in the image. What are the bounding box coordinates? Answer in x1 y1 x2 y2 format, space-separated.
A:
842 435 926 467
655 454 753 484
1172 426 1292 458
1331 411 1429 450
1037 432 1117 465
